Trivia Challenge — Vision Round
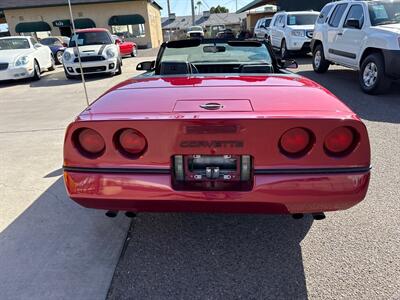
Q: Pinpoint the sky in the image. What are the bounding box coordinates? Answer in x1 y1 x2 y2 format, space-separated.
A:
157 0 254 17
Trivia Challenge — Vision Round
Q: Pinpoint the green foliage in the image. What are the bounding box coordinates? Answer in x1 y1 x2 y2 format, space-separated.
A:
210 5 229 14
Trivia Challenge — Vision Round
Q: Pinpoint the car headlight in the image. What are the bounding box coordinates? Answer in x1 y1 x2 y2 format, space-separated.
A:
63 51 73 62
291 30 305 37
15 56 30 66
106 48 117 59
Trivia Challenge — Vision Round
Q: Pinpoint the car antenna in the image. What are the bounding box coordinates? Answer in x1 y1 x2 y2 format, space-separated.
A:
67 0 90 107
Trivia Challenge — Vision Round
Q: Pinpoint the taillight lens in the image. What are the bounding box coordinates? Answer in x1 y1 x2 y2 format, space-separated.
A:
324 126 356 156
117 129 147 156
76 128 105 156
280 127 313 156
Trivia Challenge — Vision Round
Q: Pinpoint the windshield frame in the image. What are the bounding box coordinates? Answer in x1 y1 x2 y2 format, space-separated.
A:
156 39 279 75
287 13 319 25
69 31 112 47
0 38 31 50
368 1 400 26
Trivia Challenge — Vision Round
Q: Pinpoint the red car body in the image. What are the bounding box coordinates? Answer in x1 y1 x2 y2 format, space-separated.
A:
63 74 371 214
114 36 137 57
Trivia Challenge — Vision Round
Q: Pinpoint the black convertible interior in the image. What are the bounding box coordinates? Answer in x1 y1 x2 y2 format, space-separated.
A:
147 38 296 76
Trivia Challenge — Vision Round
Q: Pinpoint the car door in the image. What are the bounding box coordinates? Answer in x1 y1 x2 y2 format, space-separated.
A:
270 15 282 48
276 15 286 48
254 19 261 38
120 41 133 55
31 38 50 68
334 4 367 68
325 3 349 63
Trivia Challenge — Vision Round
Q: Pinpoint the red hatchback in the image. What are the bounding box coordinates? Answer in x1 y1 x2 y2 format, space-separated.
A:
63 39 370 219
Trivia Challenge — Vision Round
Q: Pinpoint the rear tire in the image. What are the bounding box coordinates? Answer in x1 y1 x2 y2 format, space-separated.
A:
280 40 288 59
48 55 55 71
359 53 391 95
55 50 64 64
131 47 137 57
32 60 41 81
313 44 330 73
115 60 122 75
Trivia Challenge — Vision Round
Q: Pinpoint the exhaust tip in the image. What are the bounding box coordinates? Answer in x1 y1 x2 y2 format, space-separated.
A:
312 212 326 220
125 211 137 218
105 210 119 218
292 213 304 220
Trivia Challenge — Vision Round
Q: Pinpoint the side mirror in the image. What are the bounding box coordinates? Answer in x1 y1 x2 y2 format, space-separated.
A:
62 43 68 47
136 61 155 71
115 39 121 45
280 59 298 69
345 19 361 29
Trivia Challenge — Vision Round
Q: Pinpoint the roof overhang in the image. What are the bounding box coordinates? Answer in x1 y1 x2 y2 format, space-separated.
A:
236 0 277 13
108 14 145 26
15 21 51 33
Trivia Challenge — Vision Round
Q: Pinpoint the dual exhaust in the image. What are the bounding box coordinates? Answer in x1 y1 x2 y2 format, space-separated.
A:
105 211 136 218
292 212 326 221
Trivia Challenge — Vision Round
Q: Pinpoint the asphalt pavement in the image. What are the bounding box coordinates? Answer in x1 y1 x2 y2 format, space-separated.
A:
1 54 399 300
107 58 400 300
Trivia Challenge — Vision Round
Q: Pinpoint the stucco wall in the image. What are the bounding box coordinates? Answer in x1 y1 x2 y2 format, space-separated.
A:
4 1 163 48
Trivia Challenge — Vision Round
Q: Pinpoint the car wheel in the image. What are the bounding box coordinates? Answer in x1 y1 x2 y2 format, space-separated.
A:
312 44 330 73
56 50 64 64
115 61 122 75
359 53 391 95
48 55 55 71
280 40 288 59
131 47 137 57
32 60 41 81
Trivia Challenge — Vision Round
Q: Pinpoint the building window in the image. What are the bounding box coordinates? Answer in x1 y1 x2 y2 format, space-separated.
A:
111 24 146 39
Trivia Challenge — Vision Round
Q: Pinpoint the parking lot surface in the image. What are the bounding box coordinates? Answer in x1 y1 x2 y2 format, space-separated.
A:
1 54 399 300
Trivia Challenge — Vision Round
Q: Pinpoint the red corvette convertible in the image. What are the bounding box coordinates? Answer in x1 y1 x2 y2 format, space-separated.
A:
63 39 371 219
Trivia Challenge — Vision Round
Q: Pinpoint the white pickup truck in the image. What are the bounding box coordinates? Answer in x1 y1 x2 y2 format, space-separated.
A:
311 0 400 94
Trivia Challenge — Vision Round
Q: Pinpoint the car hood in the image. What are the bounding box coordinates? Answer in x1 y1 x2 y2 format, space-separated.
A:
0 49 33 63
287 25 315 31
81 75 354 119
376 23 400 34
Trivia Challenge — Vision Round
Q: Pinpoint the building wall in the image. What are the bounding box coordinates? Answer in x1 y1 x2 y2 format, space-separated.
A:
4 1 163 48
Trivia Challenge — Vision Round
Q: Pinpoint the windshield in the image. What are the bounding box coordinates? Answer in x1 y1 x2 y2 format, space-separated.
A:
0 38 30 50
41 38 62 46
368 1 400 25
287 14 319 25
69 31 112 46
161 42 272 65
188 26 203 32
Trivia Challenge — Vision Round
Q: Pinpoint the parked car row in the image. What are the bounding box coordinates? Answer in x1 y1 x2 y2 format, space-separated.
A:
253 0 400 94
0 28 139 82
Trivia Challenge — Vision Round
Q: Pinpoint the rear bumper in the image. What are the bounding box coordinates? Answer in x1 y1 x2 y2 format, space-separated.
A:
64 169 370 214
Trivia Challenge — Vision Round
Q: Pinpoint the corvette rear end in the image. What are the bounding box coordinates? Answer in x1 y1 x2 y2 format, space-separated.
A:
63 74 371 215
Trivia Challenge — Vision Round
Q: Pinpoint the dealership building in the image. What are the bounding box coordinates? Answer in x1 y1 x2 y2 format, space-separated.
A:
0 0 163 48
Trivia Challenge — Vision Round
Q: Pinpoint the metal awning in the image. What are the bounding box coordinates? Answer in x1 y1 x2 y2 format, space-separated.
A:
236 0 277 13
74 18 96 29
15 21 51 33
108 14 146 26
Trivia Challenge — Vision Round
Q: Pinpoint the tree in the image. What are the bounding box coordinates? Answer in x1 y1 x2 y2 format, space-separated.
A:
210 5 229 14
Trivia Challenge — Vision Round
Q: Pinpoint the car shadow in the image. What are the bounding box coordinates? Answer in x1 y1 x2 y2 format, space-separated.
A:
0 177 130 299
296 58 400 124
108 212 313 299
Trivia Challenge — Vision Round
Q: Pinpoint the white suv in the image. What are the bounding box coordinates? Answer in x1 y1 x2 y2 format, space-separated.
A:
311 0 400 94
254 17 272 39
269 11 320 58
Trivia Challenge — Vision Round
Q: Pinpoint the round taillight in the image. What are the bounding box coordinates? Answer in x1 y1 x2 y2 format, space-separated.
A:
324 126 356 156
117 129 147 156
280 127 312 156
77 128 105 156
